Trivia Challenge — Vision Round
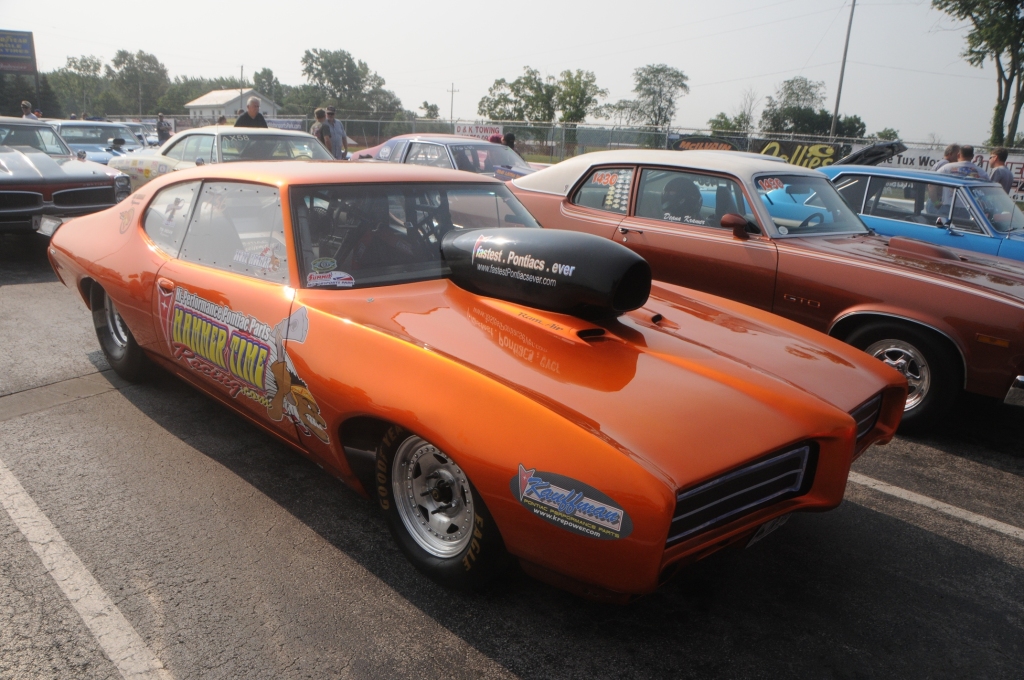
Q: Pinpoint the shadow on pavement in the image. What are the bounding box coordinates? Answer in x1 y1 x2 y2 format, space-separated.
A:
118 371 1024 680
1 233 57 286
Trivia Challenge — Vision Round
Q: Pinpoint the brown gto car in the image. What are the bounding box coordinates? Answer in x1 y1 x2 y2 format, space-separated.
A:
510 150 1024 426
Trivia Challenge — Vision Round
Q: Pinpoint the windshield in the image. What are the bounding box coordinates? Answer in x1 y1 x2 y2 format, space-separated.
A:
291 182 539 289
449 144 530 174
755 174 868 235
0 124 70 155
59 125 141 148
220 134 333 161
970 185 1024 233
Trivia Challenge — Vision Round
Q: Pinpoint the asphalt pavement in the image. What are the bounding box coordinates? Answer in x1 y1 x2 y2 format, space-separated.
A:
2 232 1022 679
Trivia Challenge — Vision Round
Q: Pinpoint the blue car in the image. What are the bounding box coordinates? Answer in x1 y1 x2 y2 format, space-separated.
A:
47 120 143 165
818 165 1024 262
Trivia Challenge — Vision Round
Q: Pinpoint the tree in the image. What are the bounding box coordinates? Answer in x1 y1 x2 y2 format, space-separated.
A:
553 69 607 124
104 50 169 114
758 76 865 138
629 64 689 129
875 127 900 140
933 0 1024 145
594 99 642 126
300 49 402 116
477 67 557 122
253 68 282 104
48 55 103 116
419 101 440 119
707 88 759 133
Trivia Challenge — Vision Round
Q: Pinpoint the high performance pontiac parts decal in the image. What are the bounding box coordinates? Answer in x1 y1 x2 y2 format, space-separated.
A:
157 285 330 444
510 464 632 540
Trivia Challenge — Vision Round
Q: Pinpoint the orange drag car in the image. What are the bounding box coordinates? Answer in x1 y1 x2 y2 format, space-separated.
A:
44 162 905 600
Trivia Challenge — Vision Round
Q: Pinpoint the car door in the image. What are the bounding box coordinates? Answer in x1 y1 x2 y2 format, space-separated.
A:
857 176 999 255
612 166 778 311
553 165 633 239
150 180 301 444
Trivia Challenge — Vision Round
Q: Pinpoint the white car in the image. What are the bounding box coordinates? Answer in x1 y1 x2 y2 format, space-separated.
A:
109 125 334 190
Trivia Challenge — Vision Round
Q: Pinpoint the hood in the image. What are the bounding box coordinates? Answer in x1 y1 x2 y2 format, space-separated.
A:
308 280 900 488
0 146 119 185
787 233 1024 305
835 140 907 166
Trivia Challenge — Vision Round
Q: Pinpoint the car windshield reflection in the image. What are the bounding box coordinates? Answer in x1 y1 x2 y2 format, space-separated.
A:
755 175 869 236
970 185 1024 233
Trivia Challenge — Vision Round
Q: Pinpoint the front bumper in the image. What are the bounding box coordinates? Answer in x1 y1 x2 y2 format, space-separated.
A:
1005 376 1024 407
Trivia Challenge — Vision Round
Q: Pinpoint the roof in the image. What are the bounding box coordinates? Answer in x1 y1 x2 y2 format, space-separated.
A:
389 134 502 145
0 115 52 128
52 120 135 128
821 164 996 186
173 125 312 138
146 159 506 188
512 149 801 196
184 89 277 108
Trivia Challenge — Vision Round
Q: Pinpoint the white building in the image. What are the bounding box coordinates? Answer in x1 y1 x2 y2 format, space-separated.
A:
185 89 278 120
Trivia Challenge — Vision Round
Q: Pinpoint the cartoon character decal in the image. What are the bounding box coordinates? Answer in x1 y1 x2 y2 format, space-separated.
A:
157 285 330 444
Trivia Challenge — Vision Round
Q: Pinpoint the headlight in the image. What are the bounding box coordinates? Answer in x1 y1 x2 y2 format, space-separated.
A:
114 175 131 203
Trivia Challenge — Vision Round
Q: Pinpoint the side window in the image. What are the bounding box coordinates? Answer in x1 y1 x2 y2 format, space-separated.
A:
377 140 397 160
951 191 983 233
572 167 633 214
143 181 201 256
389 140 408 162
833 175 868 212
163 137 188 162
192 134 214 163
864 177 950 226
635 168 753 228
405 143 453 169
179 182 288 283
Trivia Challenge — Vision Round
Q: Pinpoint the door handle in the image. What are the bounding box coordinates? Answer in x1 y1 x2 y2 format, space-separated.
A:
619 227 643 235
157 277 175 292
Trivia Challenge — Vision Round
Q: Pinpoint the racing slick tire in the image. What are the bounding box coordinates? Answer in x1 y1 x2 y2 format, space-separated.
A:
91 287 150 383
845 321 961 429
375 426 512 590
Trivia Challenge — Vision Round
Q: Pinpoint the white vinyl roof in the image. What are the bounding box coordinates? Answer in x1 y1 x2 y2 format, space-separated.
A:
512 149 802 196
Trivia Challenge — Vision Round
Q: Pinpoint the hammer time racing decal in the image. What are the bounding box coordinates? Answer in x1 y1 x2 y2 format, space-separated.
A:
158 286 330 444
510 464 632 540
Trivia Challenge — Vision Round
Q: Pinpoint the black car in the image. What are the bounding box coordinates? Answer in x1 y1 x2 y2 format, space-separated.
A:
0 117 130 234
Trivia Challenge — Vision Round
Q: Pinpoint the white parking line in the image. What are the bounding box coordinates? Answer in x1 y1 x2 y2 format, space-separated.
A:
0 456 173 680
849 472 1024 542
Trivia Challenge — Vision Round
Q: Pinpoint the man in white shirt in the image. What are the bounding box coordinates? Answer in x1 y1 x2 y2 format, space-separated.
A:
938 145 990 181
20 101 38 120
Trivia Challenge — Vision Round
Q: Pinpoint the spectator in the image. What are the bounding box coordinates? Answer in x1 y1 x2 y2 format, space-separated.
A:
33 109 42 118
310 108 332 152
217 115 227 125
488 134 503 144
20 101 37 120
934 144 959 171
989 147 1013 193
938 145 990 180
156 113 172 144
502 132 516 151
235 97 269 128
323 106 347 159
69 113 78 120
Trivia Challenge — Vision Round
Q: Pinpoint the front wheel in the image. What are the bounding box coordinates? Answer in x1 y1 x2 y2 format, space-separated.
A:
375 427 511 590
92 287 150 382
845 321 961 428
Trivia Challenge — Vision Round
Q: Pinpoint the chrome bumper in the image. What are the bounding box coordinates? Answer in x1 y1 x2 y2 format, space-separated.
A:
1005 376 1024 407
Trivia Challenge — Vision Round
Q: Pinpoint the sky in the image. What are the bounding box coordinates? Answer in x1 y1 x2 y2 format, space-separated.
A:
2 0 999 144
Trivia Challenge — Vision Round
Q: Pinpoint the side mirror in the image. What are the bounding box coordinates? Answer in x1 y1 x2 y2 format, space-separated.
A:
112 137 125 146
195 157 205 166
721 213 751 240
935 217 948 227
76 150 87 161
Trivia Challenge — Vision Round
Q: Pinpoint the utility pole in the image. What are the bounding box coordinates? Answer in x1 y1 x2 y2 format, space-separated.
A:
829 0 857 140
240 66 244 117
447 83 459 124
138 77 142 117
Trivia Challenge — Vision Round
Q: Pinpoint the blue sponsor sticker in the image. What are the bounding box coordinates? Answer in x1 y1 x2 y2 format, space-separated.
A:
510 464 632 540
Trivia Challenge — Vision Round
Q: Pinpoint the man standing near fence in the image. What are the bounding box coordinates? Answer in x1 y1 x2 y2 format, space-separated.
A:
235 97 269 128
311 108 332 154
156 113 171 144
989 147 1013 193
324 107 348 159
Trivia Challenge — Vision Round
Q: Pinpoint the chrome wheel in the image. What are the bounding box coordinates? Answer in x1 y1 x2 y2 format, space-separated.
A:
865 338 931 411
392 436 475 558
104 292 129 350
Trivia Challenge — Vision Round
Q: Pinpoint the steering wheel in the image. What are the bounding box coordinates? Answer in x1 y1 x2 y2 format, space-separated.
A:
798 212 826 228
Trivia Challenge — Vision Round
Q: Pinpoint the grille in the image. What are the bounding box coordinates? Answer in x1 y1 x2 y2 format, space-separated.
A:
850 394 882 445
52 187 115 208
666 442 816 547
0 191 43 212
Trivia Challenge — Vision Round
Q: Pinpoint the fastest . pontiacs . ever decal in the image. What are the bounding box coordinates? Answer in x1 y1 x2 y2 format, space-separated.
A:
511 464 632 540
157 286 330 444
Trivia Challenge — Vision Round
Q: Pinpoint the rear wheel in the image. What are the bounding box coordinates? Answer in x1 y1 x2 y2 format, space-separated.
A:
92 287 150 382
375 427 511 590
845 321 961 429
